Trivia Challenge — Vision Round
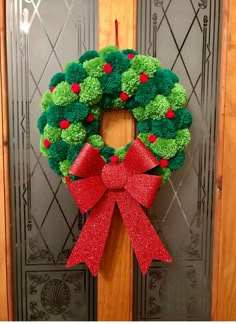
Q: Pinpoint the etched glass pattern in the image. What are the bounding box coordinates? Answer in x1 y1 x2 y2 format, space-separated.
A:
6 0 98 320
134 0 221 320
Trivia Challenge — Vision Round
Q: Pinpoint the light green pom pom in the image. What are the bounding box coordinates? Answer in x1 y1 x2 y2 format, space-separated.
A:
59 160 72 176
41 90 53 111
39 136 50 157
132 107 147 121
61 123 86 144
138 133 151 147
80 77 102 105
99 45 119 56
43 125 61 143
145 95 170 119
52 81 78 106
121 69 140 95
131 55 161 76
150 138 177 159
83 57 105 78
112 98 125 109
90 105 102 119
167 83 187 110
175 128 191 150
153 167 171 184
88 135 104 149
115 147 126 161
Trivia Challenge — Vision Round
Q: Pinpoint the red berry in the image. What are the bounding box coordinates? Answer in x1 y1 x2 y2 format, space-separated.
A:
71 83 81 93
127 53 135 59
120 92 129 101
103 63 113 73
148 134 157 143
50 86 56 92
59 120 70 129
65 176 71 183
165 109 175 119
86 114 94 122
110 155 119 163
160 159 169 168
43 139 51 148
140 73 149 83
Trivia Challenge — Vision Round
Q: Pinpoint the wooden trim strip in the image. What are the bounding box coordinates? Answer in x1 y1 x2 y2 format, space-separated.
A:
98 0 136 320
211 0 236 320
0 0 13 320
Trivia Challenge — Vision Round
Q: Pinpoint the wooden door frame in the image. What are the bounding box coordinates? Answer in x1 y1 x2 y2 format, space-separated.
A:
0 0 234 320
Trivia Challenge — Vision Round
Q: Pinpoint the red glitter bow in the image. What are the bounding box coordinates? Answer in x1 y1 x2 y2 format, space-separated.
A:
66 138 172 276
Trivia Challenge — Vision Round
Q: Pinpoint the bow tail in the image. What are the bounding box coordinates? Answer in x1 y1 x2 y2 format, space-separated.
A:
116 191 172 275
66 192 115 276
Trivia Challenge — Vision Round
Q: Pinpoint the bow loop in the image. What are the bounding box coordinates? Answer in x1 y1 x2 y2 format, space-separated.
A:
69 144 106 178
125 174 162 208
123 138 159 175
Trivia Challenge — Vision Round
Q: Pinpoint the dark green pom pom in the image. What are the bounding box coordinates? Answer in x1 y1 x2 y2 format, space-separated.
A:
100 72 121 95
37 112 47 134
85 120 100 135
101 95 114 110
65 63 87 84
104 51 130 72
64 102 89 122
48 158 61 175
47 104 64 127
67 143 84 162
126 97 139 111
49 140 69 161
100 146 115 162
79 50 99 63
135 80 157 106
152 119 176 138
174 108 192 129
122 49 138 56
168 151 185 171
153 69 179 96
137 120 152 133
125 142 132 151
49 72 65 88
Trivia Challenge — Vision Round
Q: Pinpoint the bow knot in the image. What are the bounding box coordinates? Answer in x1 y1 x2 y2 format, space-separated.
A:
66 138 172 276
101 163 127 189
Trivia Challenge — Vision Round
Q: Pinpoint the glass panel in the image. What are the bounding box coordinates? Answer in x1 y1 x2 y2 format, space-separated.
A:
134 0 221 320
6 0 98 320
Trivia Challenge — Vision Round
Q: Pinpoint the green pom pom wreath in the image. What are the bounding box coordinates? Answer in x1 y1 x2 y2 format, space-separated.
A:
38 45 192 184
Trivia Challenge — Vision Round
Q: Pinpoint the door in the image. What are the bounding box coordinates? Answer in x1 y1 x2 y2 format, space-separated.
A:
0 0 227 320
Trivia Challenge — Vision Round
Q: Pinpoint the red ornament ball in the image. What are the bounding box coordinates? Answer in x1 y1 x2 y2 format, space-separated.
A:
59 119 70 129
65 176 71 183
127 53 135 60
50 86 56 92
86 114 94 122
148 134 157 143
110 155 119 163
103 63 113 73
160 159 169 168
44 139 51 148
71 83 81 94
140 73 149 83
165 109 175 119
120 92 129 101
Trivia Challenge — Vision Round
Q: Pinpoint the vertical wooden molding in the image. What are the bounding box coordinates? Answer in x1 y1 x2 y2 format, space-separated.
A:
98 0 136 320
212 0 236 320
0 0 13 320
